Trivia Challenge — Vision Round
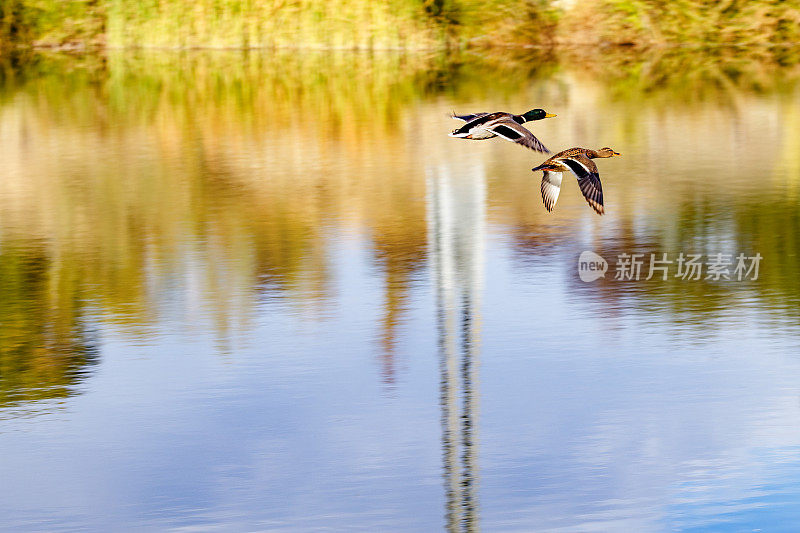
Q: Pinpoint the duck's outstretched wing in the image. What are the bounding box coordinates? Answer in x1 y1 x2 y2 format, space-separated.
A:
560 157 605 215
540 171 563 212
577 173 604 215
451 112 489 122
486 118 550 153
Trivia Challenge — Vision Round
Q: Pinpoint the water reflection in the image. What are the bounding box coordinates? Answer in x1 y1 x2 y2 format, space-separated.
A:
429 161 485 531
0 240 99 414
1 47 800 530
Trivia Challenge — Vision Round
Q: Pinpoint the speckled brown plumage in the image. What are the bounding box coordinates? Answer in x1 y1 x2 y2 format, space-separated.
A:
531 147 620 216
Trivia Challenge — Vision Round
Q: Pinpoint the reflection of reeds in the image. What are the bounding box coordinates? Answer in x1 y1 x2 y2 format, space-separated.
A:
557 46 800 105
1 48 800 406
0 51 447 335
0 242 100 410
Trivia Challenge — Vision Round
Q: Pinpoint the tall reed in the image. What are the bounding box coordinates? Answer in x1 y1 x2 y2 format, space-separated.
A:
2 0 555 49
107 0 557 49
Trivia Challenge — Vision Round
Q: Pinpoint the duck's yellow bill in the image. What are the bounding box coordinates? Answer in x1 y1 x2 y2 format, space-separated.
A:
545 113 557 118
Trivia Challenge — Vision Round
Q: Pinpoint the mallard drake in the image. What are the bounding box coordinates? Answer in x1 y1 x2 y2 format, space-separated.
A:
449 109 556 153
531 147 621 215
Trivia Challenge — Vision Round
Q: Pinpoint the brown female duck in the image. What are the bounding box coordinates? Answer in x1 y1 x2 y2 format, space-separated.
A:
531 147 621 215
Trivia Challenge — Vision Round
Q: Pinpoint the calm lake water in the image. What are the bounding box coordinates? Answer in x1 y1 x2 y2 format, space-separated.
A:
1 49 800 531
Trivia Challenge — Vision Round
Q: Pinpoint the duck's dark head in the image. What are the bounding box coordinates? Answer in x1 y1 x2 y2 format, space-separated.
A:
595 147 621 158
521 109 557 122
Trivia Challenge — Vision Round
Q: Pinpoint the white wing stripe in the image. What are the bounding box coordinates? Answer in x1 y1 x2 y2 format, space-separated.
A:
562 157 592 176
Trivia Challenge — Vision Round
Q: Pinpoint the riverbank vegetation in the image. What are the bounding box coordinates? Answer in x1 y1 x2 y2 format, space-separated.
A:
2 0 800 50
563 0 800 47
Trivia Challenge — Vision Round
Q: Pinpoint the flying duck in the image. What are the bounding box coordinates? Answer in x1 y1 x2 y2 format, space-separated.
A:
449 109 556 153
531 147 621 215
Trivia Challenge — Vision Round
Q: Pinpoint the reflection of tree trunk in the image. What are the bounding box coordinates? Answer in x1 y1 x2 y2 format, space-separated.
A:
428 161 484 532
375 227 428 384
460 289 478 532
379 267 405 385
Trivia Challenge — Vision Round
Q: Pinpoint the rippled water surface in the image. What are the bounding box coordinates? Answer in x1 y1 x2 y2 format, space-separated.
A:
1 49 800 531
